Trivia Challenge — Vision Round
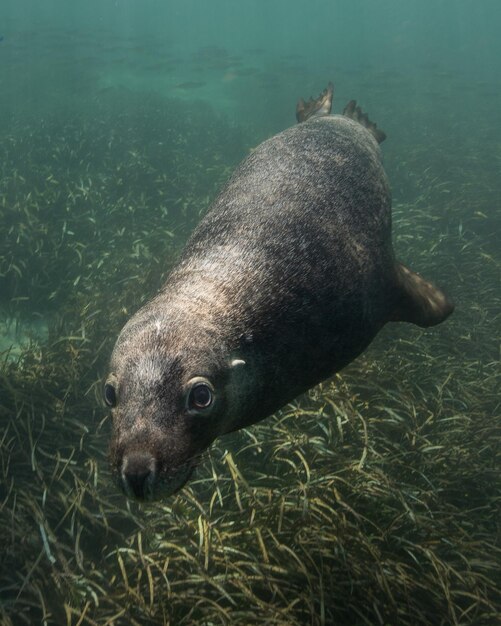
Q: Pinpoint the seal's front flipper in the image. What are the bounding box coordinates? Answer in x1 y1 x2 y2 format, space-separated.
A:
343 100 386 143
389 263 454 327
296 82 333 123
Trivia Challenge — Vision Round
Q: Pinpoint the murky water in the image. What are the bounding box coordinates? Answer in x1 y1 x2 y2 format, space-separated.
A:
0 2 500 624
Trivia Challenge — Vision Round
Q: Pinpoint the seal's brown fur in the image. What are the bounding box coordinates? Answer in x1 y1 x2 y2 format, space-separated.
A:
107 84 453 500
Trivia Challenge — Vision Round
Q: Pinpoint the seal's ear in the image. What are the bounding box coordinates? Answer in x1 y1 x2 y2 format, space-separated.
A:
230 358 246 368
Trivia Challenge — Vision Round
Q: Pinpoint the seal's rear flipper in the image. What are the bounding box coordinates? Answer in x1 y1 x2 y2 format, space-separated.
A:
389 263 454 327
296 82 333 123
343 100 386 143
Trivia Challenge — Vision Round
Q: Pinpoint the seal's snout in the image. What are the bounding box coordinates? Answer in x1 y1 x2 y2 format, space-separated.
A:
121 451 157 500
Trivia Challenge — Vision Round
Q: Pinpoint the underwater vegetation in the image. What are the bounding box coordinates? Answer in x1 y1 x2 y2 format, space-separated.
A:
0 90 500 626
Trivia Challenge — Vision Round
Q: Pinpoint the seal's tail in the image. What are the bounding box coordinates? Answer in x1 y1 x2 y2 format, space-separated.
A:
296 82 333 123
296 82 386 144
342 100 386 143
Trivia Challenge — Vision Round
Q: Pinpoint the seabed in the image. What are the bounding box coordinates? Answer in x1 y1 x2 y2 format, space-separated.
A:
0 92 500 626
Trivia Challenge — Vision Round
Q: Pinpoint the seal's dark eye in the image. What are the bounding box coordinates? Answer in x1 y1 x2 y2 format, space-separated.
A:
104 383 117 408
189 383 213 410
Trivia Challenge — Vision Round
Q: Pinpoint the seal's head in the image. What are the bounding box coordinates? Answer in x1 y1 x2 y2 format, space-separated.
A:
105 306 247 501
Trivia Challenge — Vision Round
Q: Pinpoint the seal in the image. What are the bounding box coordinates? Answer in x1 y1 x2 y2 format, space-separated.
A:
106 82 453 500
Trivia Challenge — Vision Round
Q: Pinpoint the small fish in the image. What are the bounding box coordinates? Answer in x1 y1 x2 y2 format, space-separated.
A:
0 36 4 43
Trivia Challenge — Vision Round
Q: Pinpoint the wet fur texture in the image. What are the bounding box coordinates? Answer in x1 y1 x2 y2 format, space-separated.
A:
108 113 452 498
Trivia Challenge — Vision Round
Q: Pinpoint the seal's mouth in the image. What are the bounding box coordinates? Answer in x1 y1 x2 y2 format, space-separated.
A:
117 452 196 501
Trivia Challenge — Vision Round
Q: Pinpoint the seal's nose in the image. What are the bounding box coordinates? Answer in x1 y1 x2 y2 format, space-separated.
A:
121 451 156 500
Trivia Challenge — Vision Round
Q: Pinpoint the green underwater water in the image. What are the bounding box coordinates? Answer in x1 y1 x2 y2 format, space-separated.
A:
0 1 500 624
